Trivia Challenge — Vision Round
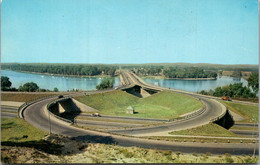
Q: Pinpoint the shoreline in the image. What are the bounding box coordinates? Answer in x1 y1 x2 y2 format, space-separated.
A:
141 75 217 80
2 69 119 78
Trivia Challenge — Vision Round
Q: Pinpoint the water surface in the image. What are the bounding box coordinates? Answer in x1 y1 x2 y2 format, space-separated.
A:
1 70 120 91
2 70 248 93
142 76 248 92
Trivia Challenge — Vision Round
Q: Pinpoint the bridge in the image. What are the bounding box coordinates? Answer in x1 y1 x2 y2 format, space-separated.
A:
119 71 161 97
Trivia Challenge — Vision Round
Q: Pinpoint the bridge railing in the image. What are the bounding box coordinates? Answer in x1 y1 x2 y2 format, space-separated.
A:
210 109 228 123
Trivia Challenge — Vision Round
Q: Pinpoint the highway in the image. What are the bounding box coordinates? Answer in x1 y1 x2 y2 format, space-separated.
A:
1 106 18 118
23 97 258 155
20 70 259 155
128 71 258 106
106 71 225 135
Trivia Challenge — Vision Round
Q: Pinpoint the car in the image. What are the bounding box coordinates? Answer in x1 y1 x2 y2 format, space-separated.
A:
91 113 101 117
58 95 64 98
221 97 232 101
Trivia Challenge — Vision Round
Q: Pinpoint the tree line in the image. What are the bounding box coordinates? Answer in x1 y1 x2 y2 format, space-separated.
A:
163 67 217 79
130 65 218 79
2 64 117 76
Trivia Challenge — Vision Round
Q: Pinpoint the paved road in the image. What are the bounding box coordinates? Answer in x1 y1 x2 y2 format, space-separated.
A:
23 97 258 155
230 129 258 137
129 71 259 106
1 106 18 118
78 113 167 122
1 112 17 118
20 71 259 155
75 119 144 129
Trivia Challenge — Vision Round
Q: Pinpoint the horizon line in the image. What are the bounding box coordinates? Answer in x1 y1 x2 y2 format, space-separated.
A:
1 62 259 66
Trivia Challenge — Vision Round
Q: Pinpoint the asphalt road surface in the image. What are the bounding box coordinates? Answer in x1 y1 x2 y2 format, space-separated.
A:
22 96 259 155
1 106 18 118
19 71 259 155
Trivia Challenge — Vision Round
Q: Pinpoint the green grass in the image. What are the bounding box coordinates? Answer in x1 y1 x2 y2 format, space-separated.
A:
169 123 238 137
1 93 57 102
1 118 47 142
75 90 202 119
76 90 139 114
1 118 62 155
220 101 259 123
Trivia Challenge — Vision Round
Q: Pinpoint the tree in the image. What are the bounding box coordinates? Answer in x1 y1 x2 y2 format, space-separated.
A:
1 76 12 91
96 78 114 90
247 73 259 93
18 82 39 92
54 87 59 92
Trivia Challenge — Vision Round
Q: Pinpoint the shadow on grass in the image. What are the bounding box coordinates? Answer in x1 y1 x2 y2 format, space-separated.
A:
1 122 15 129
2 134 116 156
73 134 116 144
1 140 63 155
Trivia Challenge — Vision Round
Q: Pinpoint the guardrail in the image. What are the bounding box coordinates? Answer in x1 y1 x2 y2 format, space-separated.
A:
18 95 58 118
168 106 206 122
46 97 73 124
210 109 228 123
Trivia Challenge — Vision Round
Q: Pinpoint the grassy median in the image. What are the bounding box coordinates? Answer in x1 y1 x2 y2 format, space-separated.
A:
220 101 259 123
169 123 238 137
75 90 202 119
1 93 57 102
1 118 47 142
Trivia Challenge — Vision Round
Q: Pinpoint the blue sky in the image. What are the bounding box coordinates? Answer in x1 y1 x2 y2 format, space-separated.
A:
1 0 259 64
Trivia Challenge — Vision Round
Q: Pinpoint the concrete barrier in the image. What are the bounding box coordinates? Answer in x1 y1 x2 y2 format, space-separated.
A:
46 97 99 124
210 99 227 123
71 98 99 113
46 97 73 124
168 106 206 123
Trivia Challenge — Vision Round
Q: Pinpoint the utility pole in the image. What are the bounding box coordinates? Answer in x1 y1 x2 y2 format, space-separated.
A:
252 118 256 158
48 109 52 136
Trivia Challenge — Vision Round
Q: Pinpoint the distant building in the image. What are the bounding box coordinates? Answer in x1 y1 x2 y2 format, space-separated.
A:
126 106 134 114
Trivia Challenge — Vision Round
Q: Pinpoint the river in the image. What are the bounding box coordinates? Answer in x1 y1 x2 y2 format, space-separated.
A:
1 70 120 91
142 76 248 93
2 70 248 92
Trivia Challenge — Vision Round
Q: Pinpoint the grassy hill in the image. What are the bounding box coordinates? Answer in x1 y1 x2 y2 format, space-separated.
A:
75 90 202 119
220 101 259 123
169 123 237 137
1 93 58 102
76 90 139 115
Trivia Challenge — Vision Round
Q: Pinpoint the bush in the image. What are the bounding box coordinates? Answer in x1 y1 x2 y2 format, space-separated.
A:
96 78 114 90
225 156 234 163
54 88 59 92
200 83 256 99
1 76 12 91
18 82 39 92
